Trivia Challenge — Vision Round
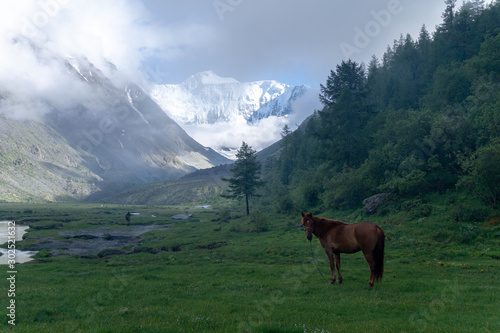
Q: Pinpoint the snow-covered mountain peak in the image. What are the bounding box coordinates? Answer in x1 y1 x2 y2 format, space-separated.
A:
149 71 321 158
182 70 239 89
150 71 303 125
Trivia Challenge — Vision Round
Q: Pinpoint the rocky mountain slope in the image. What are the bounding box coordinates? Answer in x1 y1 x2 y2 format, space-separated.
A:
0 115 100 202
0 54 230 202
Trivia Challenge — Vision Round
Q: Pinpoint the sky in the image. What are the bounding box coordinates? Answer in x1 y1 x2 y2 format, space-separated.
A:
139 0 450 87
0 0 461 96
0 0 484 151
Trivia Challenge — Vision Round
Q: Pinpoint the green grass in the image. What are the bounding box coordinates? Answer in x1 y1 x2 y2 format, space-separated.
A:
0 201 498 332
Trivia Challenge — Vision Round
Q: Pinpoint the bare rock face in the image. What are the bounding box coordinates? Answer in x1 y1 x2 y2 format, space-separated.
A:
363 193 387 215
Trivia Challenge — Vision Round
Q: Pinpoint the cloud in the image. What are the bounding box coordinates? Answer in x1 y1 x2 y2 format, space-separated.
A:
0 0 215 119
180 88 322 157
288 88 322 126
140 0 453 87
9 1 159 78
184 116 289 154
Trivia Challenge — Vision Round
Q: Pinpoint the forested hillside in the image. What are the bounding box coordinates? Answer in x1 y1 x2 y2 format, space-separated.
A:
261 0 499 218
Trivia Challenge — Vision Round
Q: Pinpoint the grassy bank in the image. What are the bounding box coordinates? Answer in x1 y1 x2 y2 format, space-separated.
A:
0 202 498 332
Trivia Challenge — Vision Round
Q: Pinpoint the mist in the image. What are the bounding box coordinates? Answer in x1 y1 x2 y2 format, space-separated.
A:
0 0 176 119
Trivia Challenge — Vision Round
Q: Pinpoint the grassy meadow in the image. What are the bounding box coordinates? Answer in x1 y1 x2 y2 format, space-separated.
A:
0 201 498 332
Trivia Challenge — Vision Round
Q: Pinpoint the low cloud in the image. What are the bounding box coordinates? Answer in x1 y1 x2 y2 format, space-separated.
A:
0 0 213 119
184 116 288 154
289 88 322 126
182 89 322 157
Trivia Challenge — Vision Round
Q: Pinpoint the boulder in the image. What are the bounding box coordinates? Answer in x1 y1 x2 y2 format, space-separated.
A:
363 193 387 215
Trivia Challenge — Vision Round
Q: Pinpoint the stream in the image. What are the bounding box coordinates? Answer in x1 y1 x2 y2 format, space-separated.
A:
0 221 38 264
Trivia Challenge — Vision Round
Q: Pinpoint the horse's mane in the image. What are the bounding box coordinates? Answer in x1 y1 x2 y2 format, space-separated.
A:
311 215 346 235
312 215 345 226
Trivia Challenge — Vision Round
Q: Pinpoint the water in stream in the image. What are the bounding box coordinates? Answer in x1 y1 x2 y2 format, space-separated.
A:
0 221 38 264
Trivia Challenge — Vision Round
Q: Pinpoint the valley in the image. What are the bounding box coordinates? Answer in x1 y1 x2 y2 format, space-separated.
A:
0 1 498 331
0 202 497 332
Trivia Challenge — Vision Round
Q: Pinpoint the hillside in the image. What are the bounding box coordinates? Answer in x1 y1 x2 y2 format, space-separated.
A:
100 140 286 206
101 164 232 205
0 115 100 202
0 51 230 202
258 1 500 216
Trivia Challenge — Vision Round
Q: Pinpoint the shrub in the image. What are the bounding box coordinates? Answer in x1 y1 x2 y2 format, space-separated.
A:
34 249 51 259
380 169 429 198
277 195 295 214
218 209 231 223
229 223 242 233
251 212 269 232
458 143 500 209
409 204 433 219
452 204 491 223
453 224 479 244
402 199 432 219
322 167 370 210
31 223 64 230
302 183 321 207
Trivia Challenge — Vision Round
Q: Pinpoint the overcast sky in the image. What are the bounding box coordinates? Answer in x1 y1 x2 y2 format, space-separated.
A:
0 0 489 151
1 0 464 90
139 0 450 87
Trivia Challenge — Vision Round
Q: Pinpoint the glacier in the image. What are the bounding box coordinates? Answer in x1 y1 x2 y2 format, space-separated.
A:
149 70 321 158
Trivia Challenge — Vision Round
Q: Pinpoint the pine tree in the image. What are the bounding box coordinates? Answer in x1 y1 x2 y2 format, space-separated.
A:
223 142 264 215
318 60 371 167
279 125 293 185
441 0 457 33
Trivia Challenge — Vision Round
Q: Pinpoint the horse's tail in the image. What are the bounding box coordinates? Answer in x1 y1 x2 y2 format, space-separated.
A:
373 227 385 281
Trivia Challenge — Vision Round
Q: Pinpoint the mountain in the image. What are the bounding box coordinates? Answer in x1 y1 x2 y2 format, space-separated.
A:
0 114 101 202
100 115 316 206
149 71 320 157
0 50 230 202
102 164 233 206
150 70 312 125
47 59 230 182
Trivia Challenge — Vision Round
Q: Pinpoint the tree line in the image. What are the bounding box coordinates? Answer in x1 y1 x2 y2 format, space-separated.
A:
254 0 500 215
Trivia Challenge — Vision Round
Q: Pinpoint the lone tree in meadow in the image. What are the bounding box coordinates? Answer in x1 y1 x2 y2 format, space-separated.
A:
223 142 264 216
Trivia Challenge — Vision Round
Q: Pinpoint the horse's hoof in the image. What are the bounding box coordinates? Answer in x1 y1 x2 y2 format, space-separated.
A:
330 280 336 285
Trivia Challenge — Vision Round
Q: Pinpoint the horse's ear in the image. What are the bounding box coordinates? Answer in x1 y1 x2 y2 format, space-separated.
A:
301 212 305 217
309 212 313 216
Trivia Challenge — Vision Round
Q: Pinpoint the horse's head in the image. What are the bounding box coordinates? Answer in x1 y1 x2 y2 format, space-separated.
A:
301 212 314 241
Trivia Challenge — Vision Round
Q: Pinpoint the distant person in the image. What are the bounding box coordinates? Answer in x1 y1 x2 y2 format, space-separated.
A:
125 212 131 225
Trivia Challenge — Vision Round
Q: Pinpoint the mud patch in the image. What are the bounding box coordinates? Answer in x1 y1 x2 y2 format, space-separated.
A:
29 225 168 257
196 241 228 250
171 243 191 252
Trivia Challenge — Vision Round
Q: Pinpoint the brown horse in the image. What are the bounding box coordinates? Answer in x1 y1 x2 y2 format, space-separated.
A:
301 212 385 287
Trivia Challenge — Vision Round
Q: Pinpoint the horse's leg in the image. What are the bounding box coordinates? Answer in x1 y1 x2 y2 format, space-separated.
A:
325 249 336 284
362 250 375 287
334 253 342 284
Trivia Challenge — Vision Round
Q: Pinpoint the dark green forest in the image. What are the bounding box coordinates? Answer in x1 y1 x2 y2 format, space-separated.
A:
260 0 500 219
